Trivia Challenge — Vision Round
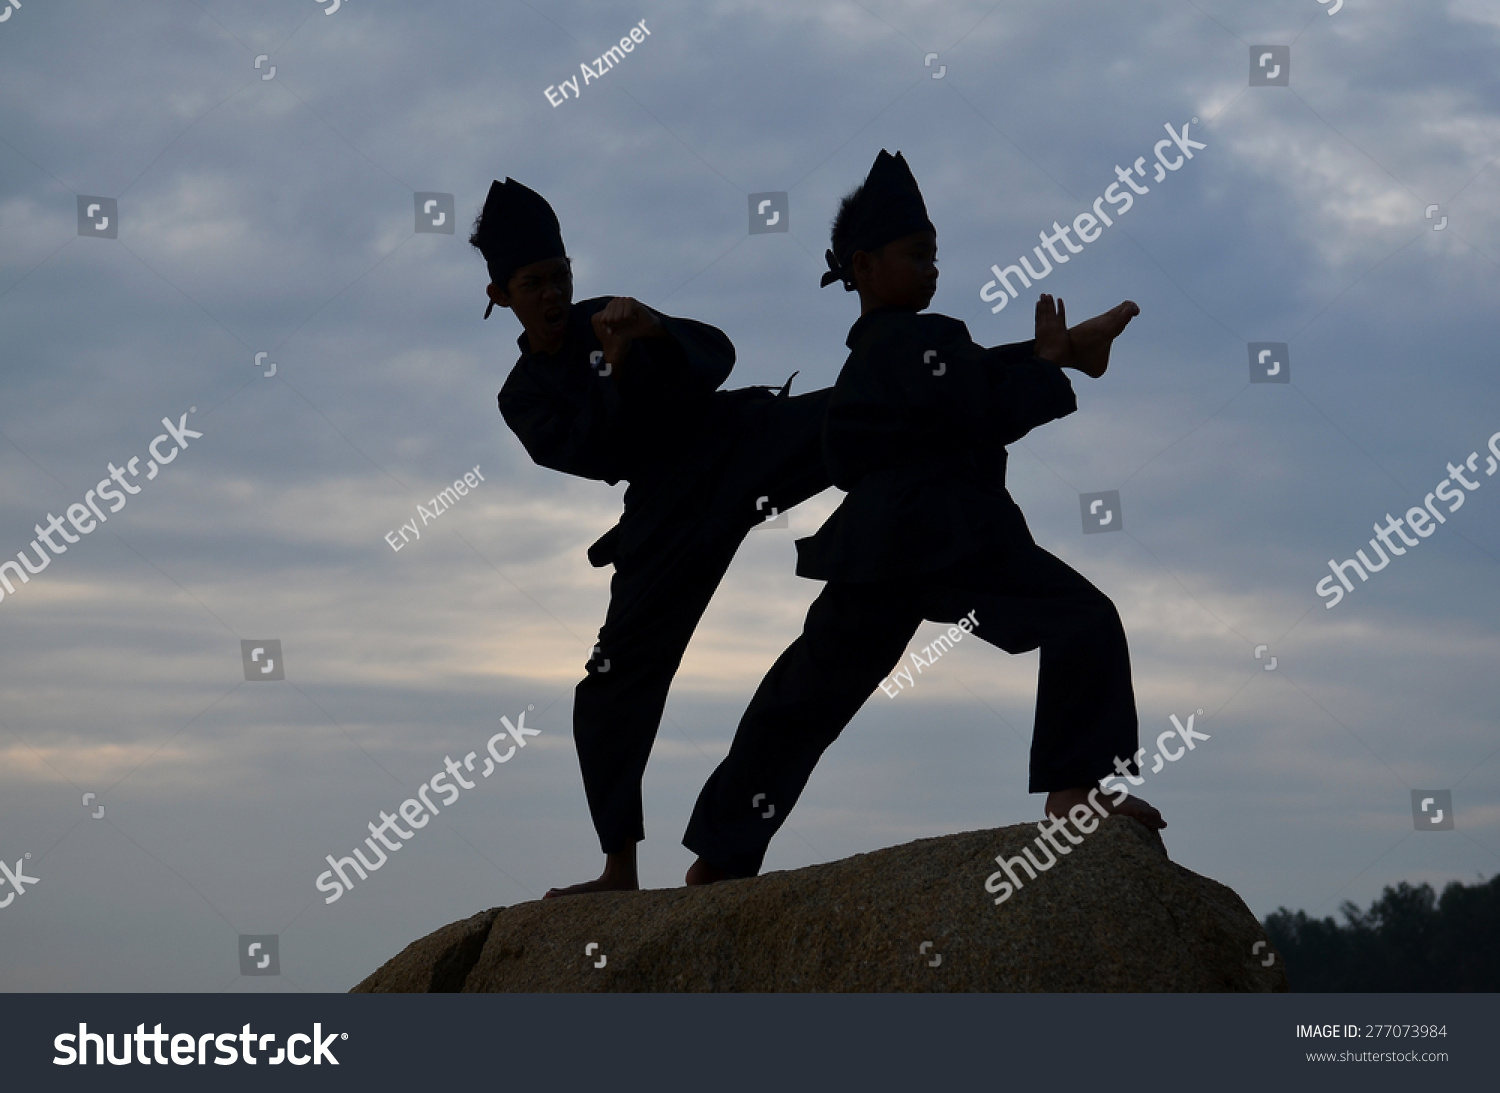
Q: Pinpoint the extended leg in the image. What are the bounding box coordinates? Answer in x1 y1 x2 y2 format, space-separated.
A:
683 579 921 879
725 387 834 521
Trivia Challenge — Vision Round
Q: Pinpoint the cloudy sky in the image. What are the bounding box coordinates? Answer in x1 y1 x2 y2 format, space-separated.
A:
1 0 1497 992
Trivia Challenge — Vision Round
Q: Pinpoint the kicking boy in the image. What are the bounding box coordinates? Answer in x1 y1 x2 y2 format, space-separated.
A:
682 150 1163 883
470 178 832 896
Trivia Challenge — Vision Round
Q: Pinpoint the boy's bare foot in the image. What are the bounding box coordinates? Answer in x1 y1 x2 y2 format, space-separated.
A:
685 856 737 886
1067 300 1140 378
1044 785 1166 830
544 846 639 899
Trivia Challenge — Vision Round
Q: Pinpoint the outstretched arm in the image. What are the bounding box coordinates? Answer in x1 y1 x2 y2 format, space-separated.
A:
832 316 1076 454
1034 293 1070 365
1031 294 1140 378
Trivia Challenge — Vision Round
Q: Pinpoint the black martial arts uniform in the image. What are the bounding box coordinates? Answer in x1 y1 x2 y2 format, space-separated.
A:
498 296 831 854
683 305 1141 877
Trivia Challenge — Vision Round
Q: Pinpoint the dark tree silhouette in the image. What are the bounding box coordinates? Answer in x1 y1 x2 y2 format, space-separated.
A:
1264 874 1500 991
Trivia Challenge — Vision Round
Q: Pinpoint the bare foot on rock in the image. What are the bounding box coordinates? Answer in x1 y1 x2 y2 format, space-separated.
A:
544 847 639 899
1044 785 1166 830
685 856 738 886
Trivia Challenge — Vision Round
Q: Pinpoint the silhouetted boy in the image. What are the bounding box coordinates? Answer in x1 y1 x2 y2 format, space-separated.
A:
683 151 1163 883
471 178 831 895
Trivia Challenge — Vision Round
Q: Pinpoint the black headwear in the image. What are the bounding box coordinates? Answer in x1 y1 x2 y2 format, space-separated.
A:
820 150 936 290
474 178 566 316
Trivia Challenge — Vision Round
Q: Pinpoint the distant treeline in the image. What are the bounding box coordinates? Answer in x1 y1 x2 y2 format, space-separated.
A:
1263 875 1500 991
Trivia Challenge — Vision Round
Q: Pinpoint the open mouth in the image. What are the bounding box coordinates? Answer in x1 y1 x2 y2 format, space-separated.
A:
544 309 565 330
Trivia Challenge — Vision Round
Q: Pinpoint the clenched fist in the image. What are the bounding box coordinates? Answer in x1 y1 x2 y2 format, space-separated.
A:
591 297 665 374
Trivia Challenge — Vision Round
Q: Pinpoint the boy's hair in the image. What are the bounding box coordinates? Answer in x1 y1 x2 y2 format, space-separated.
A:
468 210 513 289
824 184 881 291
821 150 934 291
830 184 874 266
466 209 487 261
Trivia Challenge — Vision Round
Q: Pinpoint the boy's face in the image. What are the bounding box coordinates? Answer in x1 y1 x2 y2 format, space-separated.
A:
854 229 938 312
487 256 572 353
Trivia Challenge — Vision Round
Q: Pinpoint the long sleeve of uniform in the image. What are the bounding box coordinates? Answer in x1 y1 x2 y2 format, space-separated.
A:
642 313 735 400
977 339 1080 446
497 297 735 487
822 313 1073 490
499 352 628 482
796 307 1076 582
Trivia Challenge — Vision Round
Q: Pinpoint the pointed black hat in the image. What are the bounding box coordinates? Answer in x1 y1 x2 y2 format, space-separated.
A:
821 150 936 290
473 177 567 289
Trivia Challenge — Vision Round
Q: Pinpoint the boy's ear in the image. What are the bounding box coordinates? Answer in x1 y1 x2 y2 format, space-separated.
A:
484 282 509 320
850 249 872 288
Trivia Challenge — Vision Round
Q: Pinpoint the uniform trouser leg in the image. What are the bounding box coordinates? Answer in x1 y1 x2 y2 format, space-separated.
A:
683 544 1139 876
572 390 831 856
681 580 922 877
913 544 1139 793
573 520 749 855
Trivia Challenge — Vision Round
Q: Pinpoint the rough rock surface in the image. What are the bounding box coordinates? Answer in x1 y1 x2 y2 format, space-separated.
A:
352 818 1287 992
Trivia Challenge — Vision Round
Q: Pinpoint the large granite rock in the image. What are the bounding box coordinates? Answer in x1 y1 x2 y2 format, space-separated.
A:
352 818 1287 992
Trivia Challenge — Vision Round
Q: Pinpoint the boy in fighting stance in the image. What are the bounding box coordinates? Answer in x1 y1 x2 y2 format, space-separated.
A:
683 151 1164 883
472 178 832 896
